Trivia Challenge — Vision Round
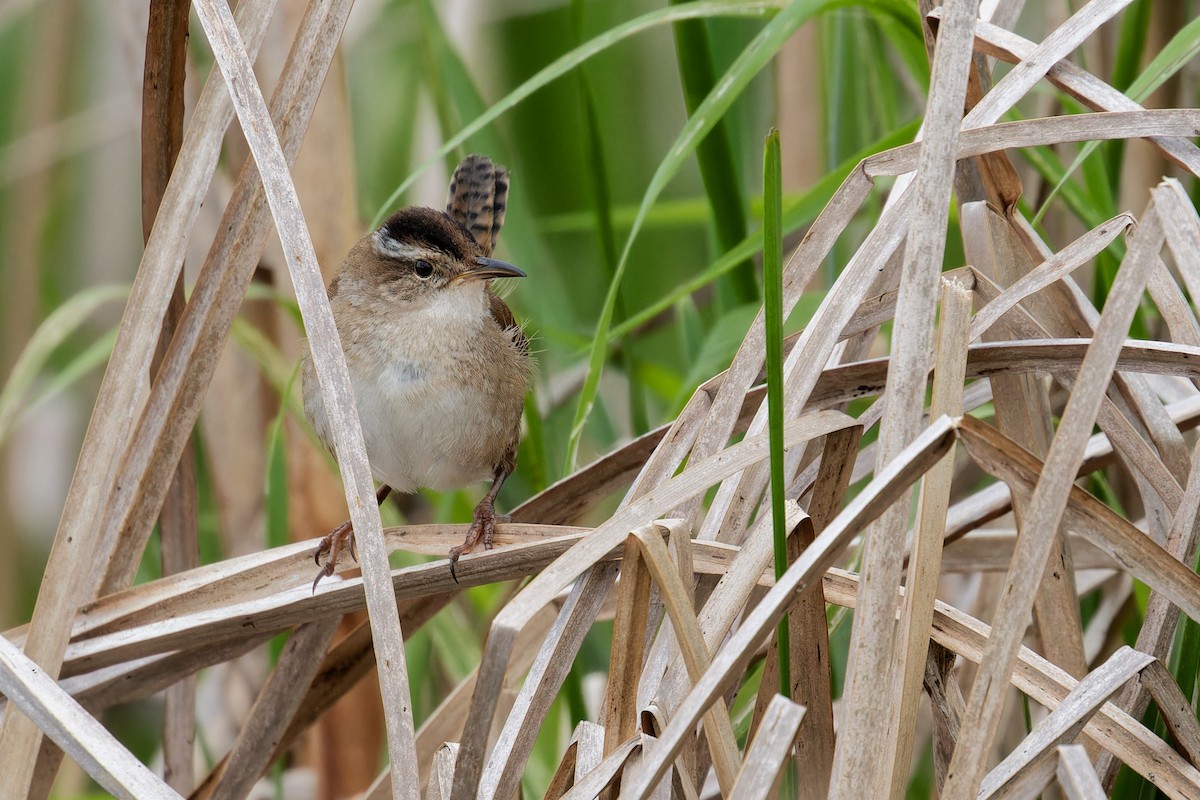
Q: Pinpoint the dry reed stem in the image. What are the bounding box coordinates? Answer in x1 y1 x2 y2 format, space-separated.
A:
184 3 419 796
1160 180 1200 301
603 535 655 760
14 0 352 791
819 572 1200 799
749 428 857 797
623 416 958 797
557 735 641 800
451 411 856 799
968 212 1135 341
978 647 1154 798
941 531 1115 572
959 14 1200 172
1056 744 1106 799
475 355 775 798
885 278 971 795
479 564 620 800
97 0 357 598
12 344 1200 790
204 618 339 797
965 200 1091 691
1097 261 1200 785
140 0 196 791
1137 659 1200 767
0 635 177 799
968 209 1185 525
573 722 607 793
619 735 672 800
944 192 1165 796
196 593 461 800
956 418 1200 629
833 0 976 790
428 743 459 800
729 694 805 799
628 525 740 795
923 643 963 791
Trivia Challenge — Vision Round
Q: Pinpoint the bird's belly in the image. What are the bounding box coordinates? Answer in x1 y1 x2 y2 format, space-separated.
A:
353 361 509 492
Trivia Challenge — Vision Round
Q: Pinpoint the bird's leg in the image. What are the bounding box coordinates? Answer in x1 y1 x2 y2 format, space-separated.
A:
312 484 393 592
449 466 509 583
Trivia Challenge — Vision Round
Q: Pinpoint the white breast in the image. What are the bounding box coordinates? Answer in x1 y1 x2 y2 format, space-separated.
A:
349 331 509 492
304 283 524 495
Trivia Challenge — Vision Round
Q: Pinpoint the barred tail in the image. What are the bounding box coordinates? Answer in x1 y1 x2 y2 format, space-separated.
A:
446 154 509 257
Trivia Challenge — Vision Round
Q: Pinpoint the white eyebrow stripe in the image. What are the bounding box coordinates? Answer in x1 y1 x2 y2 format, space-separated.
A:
372 230 439 261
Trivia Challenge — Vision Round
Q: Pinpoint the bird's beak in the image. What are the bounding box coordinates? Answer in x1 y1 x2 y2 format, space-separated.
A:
454 256 527 283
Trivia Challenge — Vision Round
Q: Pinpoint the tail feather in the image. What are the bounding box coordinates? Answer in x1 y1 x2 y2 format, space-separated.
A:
446 154 509 256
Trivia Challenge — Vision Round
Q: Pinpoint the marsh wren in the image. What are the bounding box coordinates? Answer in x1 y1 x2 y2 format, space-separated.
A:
302 155 529 588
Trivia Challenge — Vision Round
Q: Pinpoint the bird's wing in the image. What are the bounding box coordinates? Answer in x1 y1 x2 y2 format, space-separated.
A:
487 290 527 471
488 291 528 357
446 155 509 257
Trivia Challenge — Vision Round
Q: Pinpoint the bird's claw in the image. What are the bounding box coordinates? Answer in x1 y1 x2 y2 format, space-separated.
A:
447 502 497 584
312 519 355 593
312 563 336 594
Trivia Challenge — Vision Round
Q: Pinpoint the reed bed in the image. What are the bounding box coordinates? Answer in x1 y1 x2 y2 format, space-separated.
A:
3 0 1200 798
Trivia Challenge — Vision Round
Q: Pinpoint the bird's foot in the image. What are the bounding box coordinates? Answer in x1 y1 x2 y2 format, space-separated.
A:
312 519 357 592
448 498 498 584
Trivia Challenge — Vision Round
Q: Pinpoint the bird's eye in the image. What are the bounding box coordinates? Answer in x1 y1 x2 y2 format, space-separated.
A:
414 260 434 278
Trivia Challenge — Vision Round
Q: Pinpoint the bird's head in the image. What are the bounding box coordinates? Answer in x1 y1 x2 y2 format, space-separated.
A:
336 206 524 313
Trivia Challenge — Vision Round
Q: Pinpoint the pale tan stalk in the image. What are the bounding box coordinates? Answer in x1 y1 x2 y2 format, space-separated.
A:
188 0 416 794
885 278 971 796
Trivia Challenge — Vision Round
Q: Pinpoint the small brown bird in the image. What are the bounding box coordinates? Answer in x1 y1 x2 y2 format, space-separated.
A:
302 155 529 588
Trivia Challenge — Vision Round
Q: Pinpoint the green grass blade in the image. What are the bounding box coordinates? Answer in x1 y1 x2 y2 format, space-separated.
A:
670 3 758 308
370 0 787 228
867 6 929 91
1104 0 1152 190
265 362 299 553
607 118 921 343
1034 13 1200 224
9 327 119 439
569 2 620 279
1025 142 1109 231
572 0 648 435
564 0 904 471
415 0 510 165
263 363 299 665
415 0 462 168
538 195 724 233
229 318 330 458
0 283 128 446
1122 13 1200 102
764 128 790 697
519 390 548 494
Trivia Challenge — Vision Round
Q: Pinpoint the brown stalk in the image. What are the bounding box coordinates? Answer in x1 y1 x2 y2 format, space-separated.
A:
141 0 196 792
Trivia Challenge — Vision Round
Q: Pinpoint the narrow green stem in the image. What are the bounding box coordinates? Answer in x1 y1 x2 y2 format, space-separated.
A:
764 128 790 698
